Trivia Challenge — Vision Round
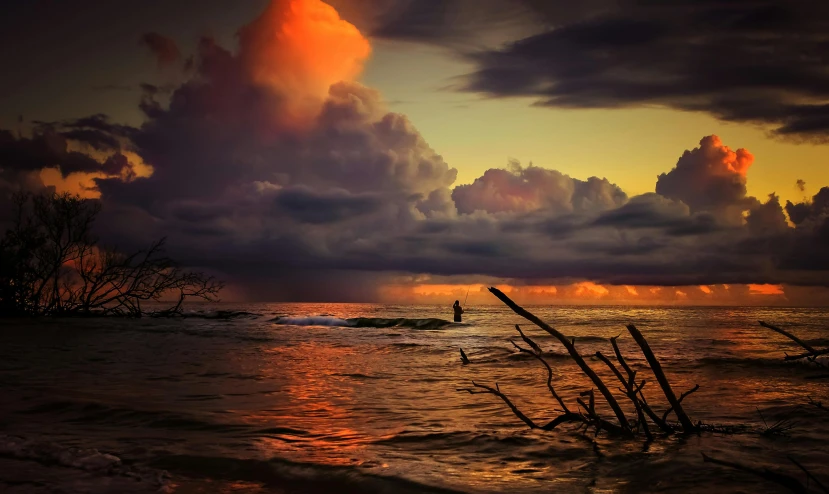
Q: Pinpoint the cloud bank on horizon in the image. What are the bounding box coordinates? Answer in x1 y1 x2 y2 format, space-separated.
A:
1 0 829 303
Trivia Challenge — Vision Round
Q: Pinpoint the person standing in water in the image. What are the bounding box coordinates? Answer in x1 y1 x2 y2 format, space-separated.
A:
453 300 464 323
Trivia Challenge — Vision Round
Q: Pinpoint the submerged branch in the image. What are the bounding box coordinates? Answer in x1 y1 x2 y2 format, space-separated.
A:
702 454 809 494
458 382 538 430
759 321 817 355
789 457 829 494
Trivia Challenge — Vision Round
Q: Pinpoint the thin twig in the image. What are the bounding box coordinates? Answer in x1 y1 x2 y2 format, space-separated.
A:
511 324 569 413
662 384 700 423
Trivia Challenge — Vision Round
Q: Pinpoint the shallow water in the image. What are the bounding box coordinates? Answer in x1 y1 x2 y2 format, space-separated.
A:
1 304 828 493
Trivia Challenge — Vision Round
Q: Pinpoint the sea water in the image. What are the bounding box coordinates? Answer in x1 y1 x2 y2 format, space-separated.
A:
1 303 828 493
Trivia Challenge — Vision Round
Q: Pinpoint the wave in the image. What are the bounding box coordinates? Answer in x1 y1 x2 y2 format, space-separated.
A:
271 316 457 330
272 316 352 326
23 400 249 434
1 435 462 494
697 356 828 370
565 335 610 343
149 453 467 494
179 310 260 320
0 434 170 489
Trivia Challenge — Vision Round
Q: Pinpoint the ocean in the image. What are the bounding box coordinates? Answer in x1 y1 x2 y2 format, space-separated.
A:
1 303 828 493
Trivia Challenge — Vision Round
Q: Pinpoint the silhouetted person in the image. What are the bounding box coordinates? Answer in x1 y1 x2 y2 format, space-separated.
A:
453 300 464 323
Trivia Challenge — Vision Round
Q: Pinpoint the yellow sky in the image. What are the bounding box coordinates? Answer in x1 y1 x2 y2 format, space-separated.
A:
361 41 828 207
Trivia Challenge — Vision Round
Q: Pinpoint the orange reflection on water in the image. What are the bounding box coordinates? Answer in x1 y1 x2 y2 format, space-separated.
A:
246 341 382 466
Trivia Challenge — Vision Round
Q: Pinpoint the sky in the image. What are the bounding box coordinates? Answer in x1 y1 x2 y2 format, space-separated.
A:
2 0 829 305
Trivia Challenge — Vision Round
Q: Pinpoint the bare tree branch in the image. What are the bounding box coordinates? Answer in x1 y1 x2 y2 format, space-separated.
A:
487 287 631 433
626 324 696 433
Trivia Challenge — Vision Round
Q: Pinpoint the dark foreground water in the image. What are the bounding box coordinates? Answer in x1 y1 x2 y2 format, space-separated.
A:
1 304 828 493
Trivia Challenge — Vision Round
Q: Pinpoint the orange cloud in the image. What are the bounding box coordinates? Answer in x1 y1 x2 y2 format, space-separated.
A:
574 281 610 297
379 281 815 306
748 284 784 295
239 0 371 125
710 135 753 177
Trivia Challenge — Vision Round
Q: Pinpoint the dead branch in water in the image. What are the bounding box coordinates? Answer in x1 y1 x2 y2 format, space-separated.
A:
703 453 829 494
459 287 701 440
756 407 796 437
702 453 812 493
595 351 653 440
626 324 697 432
759 321 828 368
459 348 470 365
661 384 700 424
456 382 587 432
808 397 828 413
458 382 538 429
487 287 631 432
789 456 829 494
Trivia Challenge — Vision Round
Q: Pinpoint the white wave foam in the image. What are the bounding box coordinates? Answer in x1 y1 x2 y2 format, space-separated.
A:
272 316 353 327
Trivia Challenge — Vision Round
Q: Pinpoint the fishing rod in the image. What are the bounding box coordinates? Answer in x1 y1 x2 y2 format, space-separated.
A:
463 287 470 307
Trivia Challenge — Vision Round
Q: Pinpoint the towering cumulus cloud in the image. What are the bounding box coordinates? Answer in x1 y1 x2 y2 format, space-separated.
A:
239 0 371 125
2 1 829 302
656 135 755 222
452 160 626 215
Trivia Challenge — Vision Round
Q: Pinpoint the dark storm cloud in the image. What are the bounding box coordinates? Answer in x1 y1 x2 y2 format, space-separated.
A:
0 128 130 178
456 0 829 142
326 0 612 48
273 186 386 224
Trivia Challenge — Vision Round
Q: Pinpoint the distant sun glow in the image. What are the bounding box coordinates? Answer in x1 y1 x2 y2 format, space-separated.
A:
379 282 804 305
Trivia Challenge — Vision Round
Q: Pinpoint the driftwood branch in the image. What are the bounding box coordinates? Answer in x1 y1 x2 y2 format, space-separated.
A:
489 287 631 432
610 335 635 382
786 348 829 361
627 324 696 432
459 288 705 442
457 382 589 432
789 456 829 494
759 321 828 369
702 453 812 494
760 321 817 354
459 348 470 365
596 351 653 440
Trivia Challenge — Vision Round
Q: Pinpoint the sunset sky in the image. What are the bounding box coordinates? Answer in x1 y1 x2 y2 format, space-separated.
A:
2 0 829 305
